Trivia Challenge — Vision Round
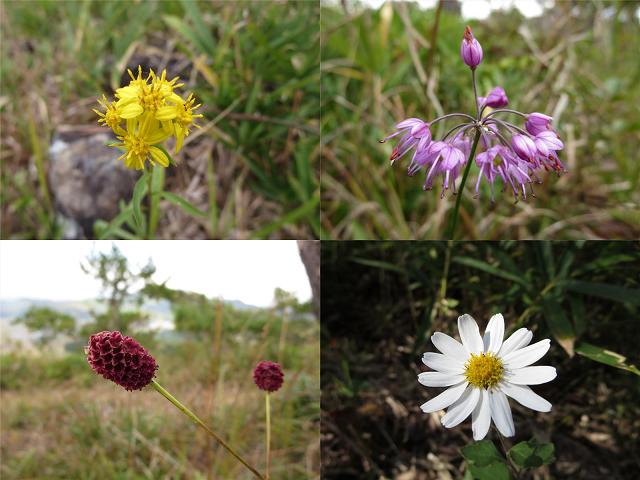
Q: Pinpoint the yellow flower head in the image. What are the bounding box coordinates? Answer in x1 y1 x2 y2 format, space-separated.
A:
95 65 204 170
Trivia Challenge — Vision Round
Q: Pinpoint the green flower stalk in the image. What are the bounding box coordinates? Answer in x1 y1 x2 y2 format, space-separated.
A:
253 361 284 480
86 331 264 479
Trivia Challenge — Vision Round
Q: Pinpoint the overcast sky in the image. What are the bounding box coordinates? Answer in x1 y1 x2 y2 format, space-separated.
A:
0 241 311 307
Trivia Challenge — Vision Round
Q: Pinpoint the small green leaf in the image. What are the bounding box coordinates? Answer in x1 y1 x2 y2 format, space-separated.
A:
462 440 511 480
452 257 527 287
575 342 640 376
508 439 555 469
461 440 504 467
161 191 206 217
541 296 575 357
131 174 147 232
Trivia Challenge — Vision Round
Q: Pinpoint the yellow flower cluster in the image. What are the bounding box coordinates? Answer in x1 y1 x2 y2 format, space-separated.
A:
94 66 203 170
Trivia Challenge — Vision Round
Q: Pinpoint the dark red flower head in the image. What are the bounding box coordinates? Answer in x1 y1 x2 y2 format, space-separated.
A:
86 331 157 391
253 361 284 393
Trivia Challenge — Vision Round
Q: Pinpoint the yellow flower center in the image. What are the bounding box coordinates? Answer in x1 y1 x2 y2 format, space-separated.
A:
465 353 504 389
123 133 150 158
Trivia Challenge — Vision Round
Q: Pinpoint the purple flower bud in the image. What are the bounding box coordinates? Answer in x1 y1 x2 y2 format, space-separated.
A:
87 331 158 391
511 134 537 161
525 112 553 135
253 361 284 393
460 26 483 69
484 87 508 108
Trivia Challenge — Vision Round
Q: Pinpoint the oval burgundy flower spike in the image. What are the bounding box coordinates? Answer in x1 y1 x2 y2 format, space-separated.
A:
87 331 158 391
253 361 284 393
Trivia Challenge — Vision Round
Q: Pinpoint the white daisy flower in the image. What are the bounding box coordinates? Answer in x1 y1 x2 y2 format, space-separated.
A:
418 313 556 441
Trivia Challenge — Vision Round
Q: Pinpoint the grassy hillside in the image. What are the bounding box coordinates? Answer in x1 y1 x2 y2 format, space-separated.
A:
1 315 320 479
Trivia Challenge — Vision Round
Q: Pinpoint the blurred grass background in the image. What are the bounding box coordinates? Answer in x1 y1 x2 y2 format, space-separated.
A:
0 0 319 239
321 240 640 478
320 0 640 239
1 296 320 479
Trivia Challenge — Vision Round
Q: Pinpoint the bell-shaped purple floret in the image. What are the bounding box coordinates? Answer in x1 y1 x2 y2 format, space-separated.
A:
512 134 538 162
525 113 553 135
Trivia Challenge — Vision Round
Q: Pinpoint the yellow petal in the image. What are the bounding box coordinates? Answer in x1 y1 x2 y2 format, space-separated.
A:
155 105 178 121
147 128 171 145
120 103 143 119
116 85 139 99
149 146 169 167
169 92 184 104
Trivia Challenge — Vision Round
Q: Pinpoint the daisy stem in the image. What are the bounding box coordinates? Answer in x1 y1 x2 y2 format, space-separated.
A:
445 129 481 239
150 379 265 480
265 392 271 480
496 431 520 479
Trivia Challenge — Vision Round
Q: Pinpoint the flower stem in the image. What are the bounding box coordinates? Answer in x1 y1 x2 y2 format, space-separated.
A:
430 112 476 125
445 129 481 239
265 393 271 480
472 69 480 120
150 379 264 480
495 430 520 479
146 167 153 240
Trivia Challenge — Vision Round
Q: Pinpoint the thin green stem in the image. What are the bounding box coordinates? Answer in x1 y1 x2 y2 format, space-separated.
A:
265 393 271 480
472 69 480 120
483 108 528 120
495 430 520 479
445 129 481 239
150 379 264 480
146 168 153 239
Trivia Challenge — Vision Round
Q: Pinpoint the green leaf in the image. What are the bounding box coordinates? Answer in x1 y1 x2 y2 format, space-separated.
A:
179 0 216 56
452 257 527 287
160 191 206 217
541 296 575 357
575 342 640 376
461 440 504 467
148 165 165 238
462 440 511 480
508 439 555 469
562 280 640 306
131 173 147 233
350 258 406 274
468 462 511 480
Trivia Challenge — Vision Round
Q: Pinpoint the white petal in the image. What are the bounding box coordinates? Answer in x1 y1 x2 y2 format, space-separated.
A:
418 371 466 387
507 366 557 385
457 314 484 355
422 352 465 373
500 382 552 412
503 339 551 369
431 332 469 363
489 389 515 437
442 386 480 428
482 313 505 354
420 381 468 413
498 328 533 357
472 389 491 440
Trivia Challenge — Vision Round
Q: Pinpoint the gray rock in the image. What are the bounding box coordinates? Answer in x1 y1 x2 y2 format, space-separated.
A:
48 128 139 238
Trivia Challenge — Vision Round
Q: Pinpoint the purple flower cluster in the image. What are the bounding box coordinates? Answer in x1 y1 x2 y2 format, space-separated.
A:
253 361 284 393
382 26 566 202
87 331 158 391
